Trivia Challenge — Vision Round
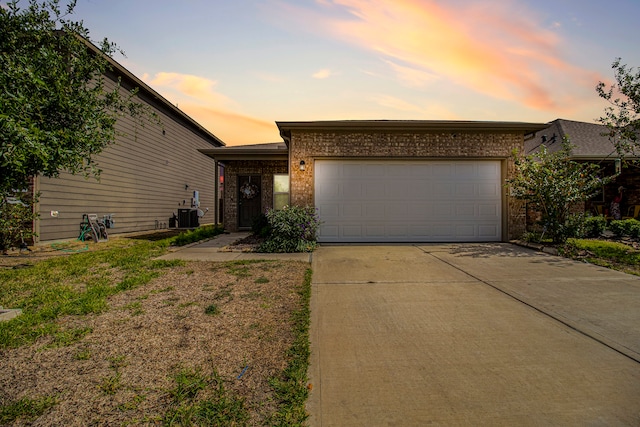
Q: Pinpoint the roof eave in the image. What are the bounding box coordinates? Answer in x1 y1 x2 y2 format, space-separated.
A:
276 120 549 136
199 148 289 161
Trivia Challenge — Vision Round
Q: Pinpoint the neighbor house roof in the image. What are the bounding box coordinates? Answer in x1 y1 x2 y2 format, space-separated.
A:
80 36 225 147
277 120 548 143
199 142 288 161
525 118 623 160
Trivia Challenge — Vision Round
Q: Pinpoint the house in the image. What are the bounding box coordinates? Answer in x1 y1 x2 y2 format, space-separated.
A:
526 118 639 218
200 120 547 243
33 43 226 242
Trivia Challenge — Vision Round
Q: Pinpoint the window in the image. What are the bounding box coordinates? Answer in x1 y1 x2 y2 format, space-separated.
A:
273 174 290 210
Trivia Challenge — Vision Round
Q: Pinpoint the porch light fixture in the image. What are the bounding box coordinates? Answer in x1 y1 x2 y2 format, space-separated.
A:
615 158 622 175
299 160 306 171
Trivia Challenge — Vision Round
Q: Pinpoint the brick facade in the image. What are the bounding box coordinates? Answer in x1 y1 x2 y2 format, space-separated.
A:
287 130 527 240
223 160 288 231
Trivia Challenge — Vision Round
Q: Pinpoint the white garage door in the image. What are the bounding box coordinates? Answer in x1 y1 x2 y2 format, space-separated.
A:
315 160 502 243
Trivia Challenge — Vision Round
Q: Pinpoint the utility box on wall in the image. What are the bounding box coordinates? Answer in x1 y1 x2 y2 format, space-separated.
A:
178 209 198 228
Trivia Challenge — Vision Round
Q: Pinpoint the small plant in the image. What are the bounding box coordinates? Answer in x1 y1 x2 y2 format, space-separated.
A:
163 367 249 426
123 302 144 316
204 304 219 316
258 205 321 253
75 349 92 360
99 372 122 395
0 396 56 424
228 265 251 278
254 276 269 284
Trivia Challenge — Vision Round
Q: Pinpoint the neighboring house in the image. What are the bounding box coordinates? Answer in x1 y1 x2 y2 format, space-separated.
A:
526 118 639 218
33 44 225 242
200 120 547 243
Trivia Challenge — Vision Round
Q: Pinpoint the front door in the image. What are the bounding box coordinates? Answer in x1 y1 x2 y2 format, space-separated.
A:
238 175 262 228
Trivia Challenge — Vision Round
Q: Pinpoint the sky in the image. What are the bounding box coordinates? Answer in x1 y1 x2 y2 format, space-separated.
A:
12 0 640 145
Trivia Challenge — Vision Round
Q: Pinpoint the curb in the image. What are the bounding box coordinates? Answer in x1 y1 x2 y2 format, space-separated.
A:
511 240 559 256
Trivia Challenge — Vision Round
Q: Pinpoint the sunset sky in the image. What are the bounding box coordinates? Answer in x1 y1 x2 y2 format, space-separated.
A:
65 1 640 145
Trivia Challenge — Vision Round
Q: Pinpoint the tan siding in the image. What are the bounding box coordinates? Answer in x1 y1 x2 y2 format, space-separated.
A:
37 79 218 242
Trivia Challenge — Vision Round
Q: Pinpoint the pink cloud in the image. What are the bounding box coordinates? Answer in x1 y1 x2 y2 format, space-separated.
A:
276 0 604 112
179 103 279 146
142 72 278 145
312 68 336 79
147 72 234 107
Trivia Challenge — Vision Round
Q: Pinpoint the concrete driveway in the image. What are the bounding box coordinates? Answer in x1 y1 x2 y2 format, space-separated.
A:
308 243 640 426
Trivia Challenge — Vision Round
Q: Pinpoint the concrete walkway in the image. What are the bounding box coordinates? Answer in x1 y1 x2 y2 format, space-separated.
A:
156 232 312 262
309 243 640 426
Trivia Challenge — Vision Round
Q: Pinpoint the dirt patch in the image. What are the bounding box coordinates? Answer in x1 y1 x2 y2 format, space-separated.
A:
0 260 309 425
224 234 265 252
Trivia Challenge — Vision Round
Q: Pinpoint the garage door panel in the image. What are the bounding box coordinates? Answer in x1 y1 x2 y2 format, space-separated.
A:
455 204 476 217
343 225 363 237
455 163 476 178
343 164 363 178
315 160 502 242
385 203 408 217
343 182 362 198
479 224 499 238
455 225 476 238
478 162 500 177
456 183 475 197
386 182 409 199
342 203 362 217
479 182 500 197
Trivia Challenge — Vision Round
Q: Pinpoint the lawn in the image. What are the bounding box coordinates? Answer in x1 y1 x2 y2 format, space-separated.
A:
0 232 311 426
559 238 640 276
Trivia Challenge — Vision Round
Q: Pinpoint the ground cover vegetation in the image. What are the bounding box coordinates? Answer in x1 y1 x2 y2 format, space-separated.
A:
0 230 311 426
560 238 640 276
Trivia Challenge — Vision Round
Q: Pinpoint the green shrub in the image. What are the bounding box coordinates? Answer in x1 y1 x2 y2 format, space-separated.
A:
258 206 321 253
583 215 607 237
170 224 223 246
610 218 640 238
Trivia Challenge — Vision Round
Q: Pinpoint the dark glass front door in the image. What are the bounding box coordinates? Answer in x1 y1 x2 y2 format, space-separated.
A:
238 175 261 228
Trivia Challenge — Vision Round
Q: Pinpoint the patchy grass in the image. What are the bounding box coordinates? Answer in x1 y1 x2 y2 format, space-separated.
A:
0 239 174 349
0 396 57 425
266 268 312 426
163 367 249 426
0 233 312 425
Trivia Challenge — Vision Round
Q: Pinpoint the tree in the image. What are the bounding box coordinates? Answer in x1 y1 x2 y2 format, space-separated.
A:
597 59 640 156
506 139 612 243
0 0 153 248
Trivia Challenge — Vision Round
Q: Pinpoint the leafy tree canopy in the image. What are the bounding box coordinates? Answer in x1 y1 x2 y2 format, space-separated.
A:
597 59 640 156
0 0 149 196
507 139 613 243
